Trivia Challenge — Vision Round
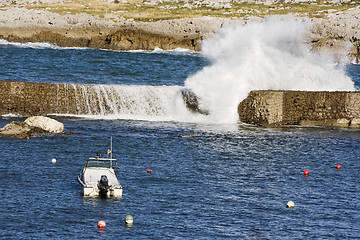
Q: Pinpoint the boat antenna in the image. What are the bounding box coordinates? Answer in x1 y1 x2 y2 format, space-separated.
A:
110 136 113 159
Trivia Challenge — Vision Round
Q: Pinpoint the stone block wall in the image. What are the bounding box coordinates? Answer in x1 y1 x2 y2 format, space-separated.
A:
0 80 207 117
2 81 360 128
0 81 79 116
238 90 360 128
237 91 284 126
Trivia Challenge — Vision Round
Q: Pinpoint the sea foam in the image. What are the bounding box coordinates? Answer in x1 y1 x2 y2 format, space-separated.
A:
0 39 86 50
185 17 355 124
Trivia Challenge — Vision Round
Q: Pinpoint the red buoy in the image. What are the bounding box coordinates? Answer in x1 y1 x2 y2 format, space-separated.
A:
304 170 309 176
97 220 106 229
147 169 152 173
336 164 341 169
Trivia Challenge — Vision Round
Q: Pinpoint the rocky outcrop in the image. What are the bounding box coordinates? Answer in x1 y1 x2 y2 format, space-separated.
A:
24 116 64 133
238 90 360 128
0 7 229 51
97 27 202 51
0 4 359 60
311 7 360 63
0 116 63 138
0 121 45 139
2 26 203 51
181 89 209 115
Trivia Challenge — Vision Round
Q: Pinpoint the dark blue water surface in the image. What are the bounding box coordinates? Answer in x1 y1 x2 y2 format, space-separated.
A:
0 43 208 86
0 43 360 239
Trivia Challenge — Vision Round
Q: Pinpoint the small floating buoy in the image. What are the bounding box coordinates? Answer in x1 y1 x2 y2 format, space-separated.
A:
51 158 56 164
97 220 106 229
125 215 134 225
304 170 309 176
286 201 295 208
147 169 152 173
336 164 341 169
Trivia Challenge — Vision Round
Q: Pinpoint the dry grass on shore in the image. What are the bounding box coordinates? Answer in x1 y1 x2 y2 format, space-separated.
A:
2 0 358 21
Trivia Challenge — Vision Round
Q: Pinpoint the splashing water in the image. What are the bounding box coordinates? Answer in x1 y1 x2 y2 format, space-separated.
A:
53 84 207 122
185 17 355 123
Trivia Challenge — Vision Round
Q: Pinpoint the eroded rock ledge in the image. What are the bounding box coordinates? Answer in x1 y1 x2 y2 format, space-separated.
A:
238 90 360 128
0 5 359 60
1 26 204 51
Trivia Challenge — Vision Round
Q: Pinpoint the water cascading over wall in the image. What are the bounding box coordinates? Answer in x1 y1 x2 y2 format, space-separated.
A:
2 81 360 128
0 81 200 119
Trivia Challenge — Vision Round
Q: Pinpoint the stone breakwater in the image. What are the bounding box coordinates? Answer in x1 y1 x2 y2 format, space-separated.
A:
1 81 360 128
0 80 202 116
0 81 80 116
238 90 360 128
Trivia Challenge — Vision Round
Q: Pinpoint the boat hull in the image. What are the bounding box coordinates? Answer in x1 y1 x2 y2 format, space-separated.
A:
77 176 123 197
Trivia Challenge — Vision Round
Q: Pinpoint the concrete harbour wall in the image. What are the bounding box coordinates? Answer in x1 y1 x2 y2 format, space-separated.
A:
0 80 202 117
0 80 115 116
0 81 79 116
238 90 360 128
1 81 360 128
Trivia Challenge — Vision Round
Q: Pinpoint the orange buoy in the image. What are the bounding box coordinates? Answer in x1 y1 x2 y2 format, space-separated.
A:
97 220 106 229
147 169 152 173
336 164 341 169
304 170 309 176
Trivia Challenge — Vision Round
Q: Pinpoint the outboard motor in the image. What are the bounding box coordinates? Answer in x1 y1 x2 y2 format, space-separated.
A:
98 175 110 196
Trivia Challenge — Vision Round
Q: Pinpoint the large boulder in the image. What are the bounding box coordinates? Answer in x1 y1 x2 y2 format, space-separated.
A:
0 116 65 138
0 121 46 139
24 116 64 133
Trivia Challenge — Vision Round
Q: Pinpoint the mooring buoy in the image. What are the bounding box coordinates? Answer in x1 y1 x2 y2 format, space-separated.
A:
125 215 134 225
286 201 295 208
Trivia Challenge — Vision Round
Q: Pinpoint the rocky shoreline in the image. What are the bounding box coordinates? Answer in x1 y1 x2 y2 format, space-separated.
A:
0 1 359 61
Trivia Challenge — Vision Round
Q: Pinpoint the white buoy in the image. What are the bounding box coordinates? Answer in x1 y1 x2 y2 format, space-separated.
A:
51 158 57 164
125 215 134 225
286 201 295 208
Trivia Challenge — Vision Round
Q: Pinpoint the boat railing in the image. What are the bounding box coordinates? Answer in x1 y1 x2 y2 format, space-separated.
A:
88 157 117 161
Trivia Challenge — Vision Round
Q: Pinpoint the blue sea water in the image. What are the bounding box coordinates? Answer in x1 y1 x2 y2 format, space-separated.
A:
0 44 207 86
0 42 360 239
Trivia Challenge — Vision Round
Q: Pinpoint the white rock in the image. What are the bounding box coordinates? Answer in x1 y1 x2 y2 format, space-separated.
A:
336 118 350 125
24 116 64 133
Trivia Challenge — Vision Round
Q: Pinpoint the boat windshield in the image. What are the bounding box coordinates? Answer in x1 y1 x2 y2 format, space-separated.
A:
86 158 116 168
87 160 112 168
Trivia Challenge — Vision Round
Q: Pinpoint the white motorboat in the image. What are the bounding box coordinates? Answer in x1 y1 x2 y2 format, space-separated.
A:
77 140 123 197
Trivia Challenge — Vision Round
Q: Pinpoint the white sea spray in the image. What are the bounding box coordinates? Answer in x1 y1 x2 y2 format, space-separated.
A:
185 16 355 123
